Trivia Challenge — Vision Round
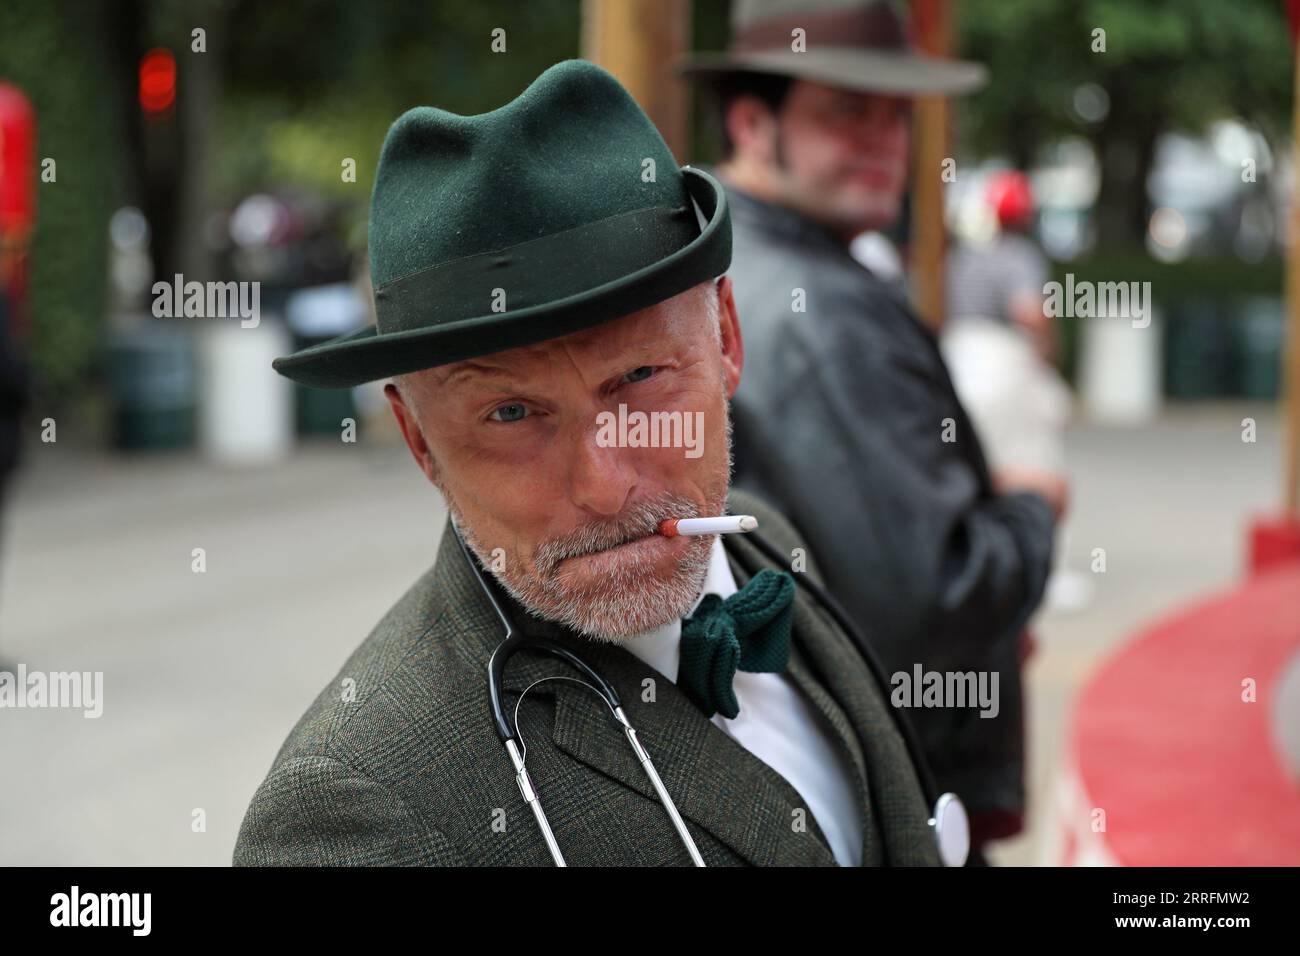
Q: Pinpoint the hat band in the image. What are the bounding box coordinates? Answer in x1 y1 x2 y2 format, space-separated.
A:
731 6 908 54
373 203 700 334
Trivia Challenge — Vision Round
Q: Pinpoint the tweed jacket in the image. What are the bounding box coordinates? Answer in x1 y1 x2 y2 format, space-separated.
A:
233 488 939 866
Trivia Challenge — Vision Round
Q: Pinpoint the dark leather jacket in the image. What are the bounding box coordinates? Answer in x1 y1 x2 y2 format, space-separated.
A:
722 177 1056 829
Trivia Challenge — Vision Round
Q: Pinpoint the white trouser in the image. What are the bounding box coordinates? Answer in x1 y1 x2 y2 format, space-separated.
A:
940 315 1072 475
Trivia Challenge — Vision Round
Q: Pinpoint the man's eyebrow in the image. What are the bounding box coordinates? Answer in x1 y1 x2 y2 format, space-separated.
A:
437 361 515 387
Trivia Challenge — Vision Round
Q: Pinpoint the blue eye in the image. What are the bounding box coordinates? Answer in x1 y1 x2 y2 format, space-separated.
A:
489 403 529 423
623 366 655 384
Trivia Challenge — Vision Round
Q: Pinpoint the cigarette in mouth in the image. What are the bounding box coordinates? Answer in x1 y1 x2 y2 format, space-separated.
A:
657 515 758 537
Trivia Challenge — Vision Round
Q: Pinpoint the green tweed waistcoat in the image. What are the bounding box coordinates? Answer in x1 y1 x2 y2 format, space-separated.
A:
233 488 939 866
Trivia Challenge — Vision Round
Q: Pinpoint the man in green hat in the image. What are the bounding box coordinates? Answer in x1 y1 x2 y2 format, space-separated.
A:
681 0 1062 852
234 59 949 866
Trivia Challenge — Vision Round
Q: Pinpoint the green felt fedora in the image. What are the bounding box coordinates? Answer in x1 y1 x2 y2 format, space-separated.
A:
273 59 731 389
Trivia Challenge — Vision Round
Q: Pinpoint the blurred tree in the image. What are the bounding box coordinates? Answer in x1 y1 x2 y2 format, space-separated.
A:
959 0 1293 249
687 0 734 164
213 0 580 211
0 0 124 399
0 0 586 402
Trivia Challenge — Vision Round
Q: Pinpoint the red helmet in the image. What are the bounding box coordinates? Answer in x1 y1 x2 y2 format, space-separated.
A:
986 171 1034 229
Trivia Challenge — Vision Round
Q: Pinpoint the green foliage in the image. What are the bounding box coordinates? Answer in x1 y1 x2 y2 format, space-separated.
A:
0 1 123 397
688 0 735 163
213 0 582 213
1 0 585 397
1049 252 1284 386
1053 253 1283 298
958 0 1293 159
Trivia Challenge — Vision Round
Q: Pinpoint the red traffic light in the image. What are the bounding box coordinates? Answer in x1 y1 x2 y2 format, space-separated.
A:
139 48 176 114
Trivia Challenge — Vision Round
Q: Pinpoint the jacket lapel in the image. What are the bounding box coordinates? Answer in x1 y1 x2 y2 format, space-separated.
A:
784 640 879 864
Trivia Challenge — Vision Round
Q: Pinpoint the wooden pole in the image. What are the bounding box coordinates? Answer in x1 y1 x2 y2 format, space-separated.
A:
908 0 951 333
581 0 691 161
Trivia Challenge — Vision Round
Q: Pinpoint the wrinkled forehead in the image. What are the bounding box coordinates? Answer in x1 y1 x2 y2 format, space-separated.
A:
428 283 712 389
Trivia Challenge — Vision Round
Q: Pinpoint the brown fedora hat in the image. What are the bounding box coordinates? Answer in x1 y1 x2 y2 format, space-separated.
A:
680 0 986 97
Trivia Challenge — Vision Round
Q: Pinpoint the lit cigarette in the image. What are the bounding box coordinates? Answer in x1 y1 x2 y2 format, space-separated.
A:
658 515 758 537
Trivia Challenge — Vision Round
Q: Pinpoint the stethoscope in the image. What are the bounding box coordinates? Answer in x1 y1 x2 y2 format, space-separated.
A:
453 521 971 867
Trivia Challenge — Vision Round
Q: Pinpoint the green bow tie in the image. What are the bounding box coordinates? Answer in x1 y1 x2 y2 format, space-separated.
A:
678 569 796 719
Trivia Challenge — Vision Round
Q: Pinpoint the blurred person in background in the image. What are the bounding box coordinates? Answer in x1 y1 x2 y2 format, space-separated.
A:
943 171 1072 479
944 171 1081 614
683 0 1064 852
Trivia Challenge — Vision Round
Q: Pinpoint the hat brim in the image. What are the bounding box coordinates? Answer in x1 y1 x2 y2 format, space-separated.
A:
680 48 987 97
272 166 731 390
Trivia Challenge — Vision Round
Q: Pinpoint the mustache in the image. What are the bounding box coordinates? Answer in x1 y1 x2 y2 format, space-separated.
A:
534 491 699 576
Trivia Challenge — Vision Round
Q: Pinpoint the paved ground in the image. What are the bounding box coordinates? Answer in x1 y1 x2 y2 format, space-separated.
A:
992 403 1282 865
0 403 1282 865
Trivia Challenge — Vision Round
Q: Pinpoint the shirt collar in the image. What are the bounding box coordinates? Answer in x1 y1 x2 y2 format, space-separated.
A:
622 534 737 683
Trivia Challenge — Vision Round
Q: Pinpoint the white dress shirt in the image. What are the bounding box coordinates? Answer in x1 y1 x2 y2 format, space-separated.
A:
623 536 864 866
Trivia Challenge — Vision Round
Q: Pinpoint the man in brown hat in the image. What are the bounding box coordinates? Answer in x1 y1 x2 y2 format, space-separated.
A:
682 0 1064 854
